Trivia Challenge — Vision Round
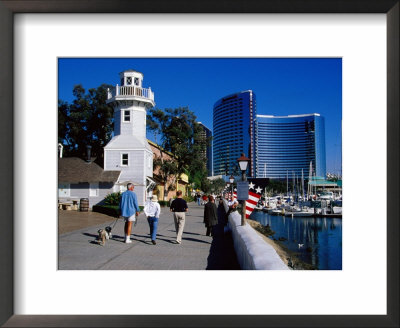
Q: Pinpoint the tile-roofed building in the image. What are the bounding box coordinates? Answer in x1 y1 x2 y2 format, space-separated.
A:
147 140 188 201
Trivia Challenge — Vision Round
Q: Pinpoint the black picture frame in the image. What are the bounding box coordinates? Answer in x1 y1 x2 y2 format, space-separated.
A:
0 1 398 327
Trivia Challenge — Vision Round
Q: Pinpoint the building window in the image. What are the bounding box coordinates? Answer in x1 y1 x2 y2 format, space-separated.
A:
89 183 99 197
134 77 139 86
121 153 129 166
58 183 70 197
123 110 130 122
126 77 132 85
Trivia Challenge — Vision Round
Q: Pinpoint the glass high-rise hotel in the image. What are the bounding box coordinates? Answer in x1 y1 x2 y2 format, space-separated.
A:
255 114 326 179
213 90 256 176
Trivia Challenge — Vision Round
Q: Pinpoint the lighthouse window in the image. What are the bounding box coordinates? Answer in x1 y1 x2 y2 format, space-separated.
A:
123 110 130 122
126 77 132 85
121 153 129 166
134 77 139 86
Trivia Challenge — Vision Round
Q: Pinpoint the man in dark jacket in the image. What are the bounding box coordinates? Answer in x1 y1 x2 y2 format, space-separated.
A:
203 195 218 237
170 190 188 244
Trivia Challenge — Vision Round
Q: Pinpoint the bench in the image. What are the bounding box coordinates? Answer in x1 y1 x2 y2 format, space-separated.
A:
58 200 79 210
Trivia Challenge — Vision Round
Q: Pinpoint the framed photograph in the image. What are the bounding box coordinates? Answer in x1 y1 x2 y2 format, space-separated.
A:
1 0 398 327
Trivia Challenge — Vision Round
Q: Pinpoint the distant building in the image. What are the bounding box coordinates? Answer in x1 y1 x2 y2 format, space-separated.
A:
147 140 189 200
254 113 326 179
104 69 156 205
213 90 256 177
197 122 212 176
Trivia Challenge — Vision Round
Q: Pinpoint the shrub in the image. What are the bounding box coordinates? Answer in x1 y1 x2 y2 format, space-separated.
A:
183 195 194 202
104 192 121 206
158 200 170 207
93 204 144 217
92 205 120 217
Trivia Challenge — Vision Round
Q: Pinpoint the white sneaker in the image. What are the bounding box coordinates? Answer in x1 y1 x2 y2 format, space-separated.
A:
125 239 132 244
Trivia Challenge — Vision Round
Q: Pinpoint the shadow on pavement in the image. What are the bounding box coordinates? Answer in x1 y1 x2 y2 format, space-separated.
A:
206 222 241 270
83 232 97 238
181 237 211 244
182 231 201 236
167 230 201 236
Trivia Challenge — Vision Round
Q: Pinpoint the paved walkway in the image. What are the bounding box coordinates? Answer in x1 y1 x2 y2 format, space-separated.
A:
59 202 240 270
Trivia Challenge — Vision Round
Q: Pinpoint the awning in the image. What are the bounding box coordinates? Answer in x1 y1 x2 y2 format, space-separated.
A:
115 180 144 186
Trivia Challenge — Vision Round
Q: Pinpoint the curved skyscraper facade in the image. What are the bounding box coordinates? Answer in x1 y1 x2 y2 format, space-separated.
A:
213 90 256 176
255 113 326 179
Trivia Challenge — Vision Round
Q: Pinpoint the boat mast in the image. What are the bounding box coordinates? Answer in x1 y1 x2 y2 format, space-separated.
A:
308 161 313 199
313 172 317 196
292 171 295 203
286 170 288 198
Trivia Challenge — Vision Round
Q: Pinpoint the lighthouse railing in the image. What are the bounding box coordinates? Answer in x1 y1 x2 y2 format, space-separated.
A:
109 85 154 101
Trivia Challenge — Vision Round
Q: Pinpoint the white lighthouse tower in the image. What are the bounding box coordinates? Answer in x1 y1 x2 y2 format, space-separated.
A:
104 69 155 205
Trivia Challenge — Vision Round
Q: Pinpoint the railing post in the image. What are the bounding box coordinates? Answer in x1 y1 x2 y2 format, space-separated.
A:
116 84 119 96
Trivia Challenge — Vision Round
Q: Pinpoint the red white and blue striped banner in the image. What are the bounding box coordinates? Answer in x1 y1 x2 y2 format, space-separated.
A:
232 184 262 218
245 182 262 218
226 178 269 219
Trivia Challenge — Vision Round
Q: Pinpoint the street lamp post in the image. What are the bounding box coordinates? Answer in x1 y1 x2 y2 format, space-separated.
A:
237 153 250 226
229 175 234 199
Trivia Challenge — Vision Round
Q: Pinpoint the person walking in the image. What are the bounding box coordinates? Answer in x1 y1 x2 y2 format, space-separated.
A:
218 196 230 234
225 195 238 226
119 183 140 244
144 194 161 245
170 190 188 244
196 192 201 205
203 195 218 237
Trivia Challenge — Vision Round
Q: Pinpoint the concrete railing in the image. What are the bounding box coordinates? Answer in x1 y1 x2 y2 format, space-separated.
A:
228 211 289 270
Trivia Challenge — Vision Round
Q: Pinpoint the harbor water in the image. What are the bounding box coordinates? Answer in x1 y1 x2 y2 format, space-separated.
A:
251 211 342 270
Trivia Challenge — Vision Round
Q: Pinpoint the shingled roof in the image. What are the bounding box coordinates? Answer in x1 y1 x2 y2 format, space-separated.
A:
58 157 121 183
104 134 152 151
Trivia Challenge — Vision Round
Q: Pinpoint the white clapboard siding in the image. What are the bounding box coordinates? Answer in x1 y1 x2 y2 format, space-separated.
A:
59 182 115 208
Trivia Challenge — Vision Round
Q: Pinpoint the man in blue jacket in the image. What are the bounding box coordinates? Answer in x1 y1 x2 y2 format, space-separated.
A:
119 183 140 243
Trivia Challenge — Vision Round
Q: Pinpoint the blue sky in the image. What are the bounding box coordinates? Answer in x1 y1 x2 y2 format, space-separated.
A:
58 58 342 175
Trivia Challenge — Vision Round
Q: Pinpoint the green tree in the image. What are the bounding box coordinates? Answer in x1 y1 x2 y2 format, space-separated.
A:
147 106 210 192
58 84 114 165
152 146 179 201
208 178 226 194
146 109 179 200
266 179 287 194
